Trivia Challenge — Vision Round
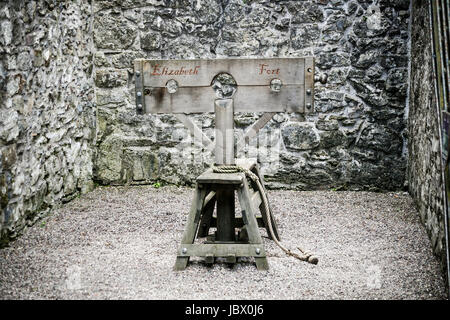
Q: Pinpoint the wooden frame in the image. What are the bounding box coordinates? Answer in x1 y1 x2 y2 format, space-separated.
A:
174 159 279 271
134 58 317 270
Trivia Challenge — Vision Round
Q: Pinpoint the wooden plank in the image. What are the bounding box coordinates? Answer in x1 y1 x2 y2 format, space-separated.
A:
215 99 235 165
235 85 305 113
236 178 264 245
140 58 306 87
226 254 237 264
205 253 214 264
238 174 270 270
197 193 216 238
209 217 264 229
196 170 244 185
175 114 214 150
250 188 262 209
203 191 216 207
143 86 215 114
174 256 189 271
177 244 266 257
255 257 269 270
234 217 265 229
179 185 207 244
175 185 207 270
142 85 305 114
215 188 236 241
236 112 276 153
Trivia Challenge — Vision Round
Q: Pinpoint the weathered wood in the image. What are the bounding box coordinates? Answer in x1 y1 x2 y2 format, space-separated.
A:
142 85 306 114
215 99 235 165
216 188 236 241
197 193 216 238
175 185 208 270
203 191 216 207
255 257 270 271
205 253 214 264
236 178 264 245
250 188 262 209
236 112 276 153
140 58 306 87
209 217 265 229
180 186 207 244
238 181 270 270
175 114 214 151
174 257 190 271
177 243 266 257
197 170 244 185
226 254 237 264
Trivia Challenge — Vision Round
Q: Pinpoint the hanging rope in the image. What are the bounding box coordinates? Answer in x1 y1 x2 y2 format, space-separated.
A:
212 164 319 265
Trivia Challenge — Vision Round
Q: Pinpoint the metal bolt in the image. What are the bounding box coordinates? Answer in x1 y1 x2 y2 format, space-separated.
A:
182 247 187 254
137 91 142 97
306 103 312 109
136 71 140 77
255 248 261 255
306 89 312 95
137 104 143 110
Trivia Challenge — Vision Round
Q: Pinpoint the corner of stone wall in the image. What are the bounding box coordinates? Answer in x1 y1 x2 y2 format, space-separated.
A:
407 0 448 286
0 0 96 247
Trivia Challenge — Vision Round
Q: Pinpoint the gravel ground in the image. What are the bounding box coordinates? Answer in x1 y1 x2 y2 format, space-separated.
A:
0 185 446 300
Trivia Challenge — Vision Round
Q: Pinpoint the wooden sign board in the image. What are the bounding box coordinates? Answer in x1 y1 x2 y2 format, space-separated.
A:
134 58 315 114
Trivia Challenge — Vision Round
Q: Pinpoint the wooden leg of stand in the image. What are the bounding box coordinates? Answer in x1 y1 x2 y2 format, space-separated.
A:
174 185 207 271
215 188 236 242
197 192 216 238
237 178 269 271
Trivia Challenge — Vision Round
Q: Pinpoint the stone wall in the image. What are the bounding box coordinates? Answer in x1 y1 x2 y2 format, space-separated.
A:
93 0 411 191
0 0 95 245
408 0 448 281
0 0 413 245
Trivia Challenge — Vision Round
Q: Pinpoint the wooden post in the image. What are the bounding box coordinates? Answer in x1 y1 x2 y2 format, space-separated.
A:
216 188 236 241
214 98 236 242
214 99 235 165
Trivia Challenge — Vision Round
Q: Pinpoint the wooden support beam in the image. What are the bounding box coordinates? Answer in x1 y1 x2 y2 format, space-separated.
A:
216 188 236 242
174 185 207 271
197 192 216 238
214 98 235 165
236 112 276 153
237 178 269 270
175 114 214 151
177 244 266 258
